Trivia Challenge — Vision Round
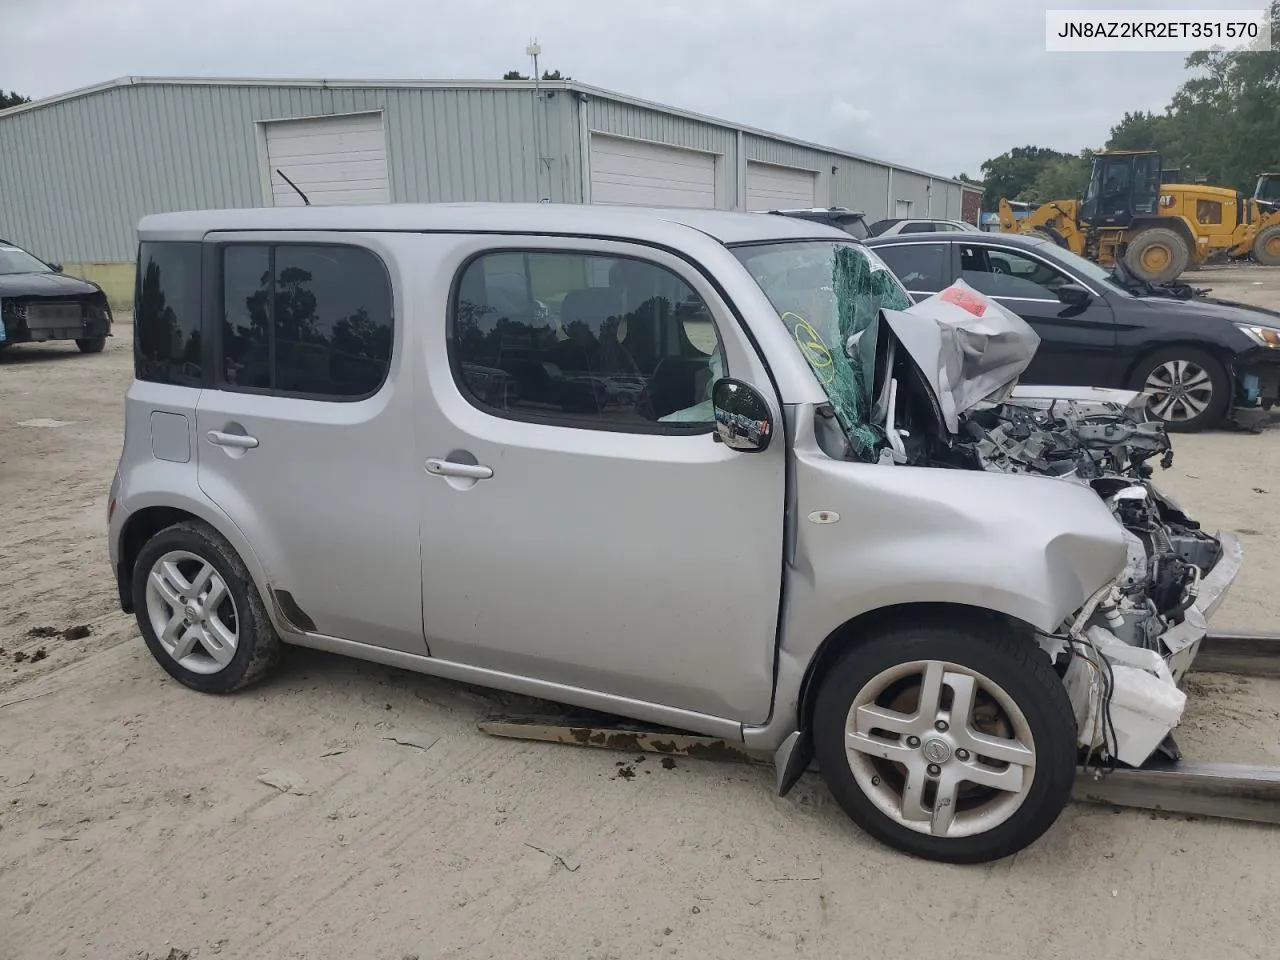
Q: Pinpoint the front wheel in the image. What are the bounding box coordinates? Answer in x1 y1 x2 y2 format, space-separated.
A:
76 336 106 353
1131 346 1229 432
1124 227 1190 284
811 622 1076 863
1253 225 1280 266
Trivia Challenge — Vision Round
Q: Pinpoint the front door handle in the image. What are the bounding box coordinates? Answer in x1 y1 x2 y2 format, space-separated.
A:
425 458 493 480
207 430 259 450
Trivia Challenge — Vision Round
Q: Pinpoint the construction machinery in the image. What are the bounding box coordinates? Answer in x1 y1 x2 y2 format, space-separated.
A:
999 150 1280 282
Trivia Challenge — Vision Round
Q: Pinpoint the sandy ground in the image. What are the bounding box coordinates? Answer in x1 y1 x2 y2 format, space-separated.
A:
2 280 1280 959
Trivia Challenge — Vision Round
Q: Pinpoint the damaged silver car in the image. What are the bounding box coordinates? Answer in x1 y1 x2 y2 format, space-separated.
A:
740 242 1241 860
112 206 1240 866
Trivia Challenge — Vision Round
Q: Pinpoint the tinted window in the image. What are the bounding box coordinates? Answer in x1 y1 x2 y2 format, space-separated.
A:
898 222 935 234
874 243 950 292
135 242 203 386
219 244 392 398
452 251 723 431
960 245 1072 299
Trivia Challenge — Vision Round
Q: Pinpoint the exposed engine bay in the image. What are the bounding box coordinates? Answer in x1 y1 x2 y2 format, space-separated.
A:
805 276 1242 767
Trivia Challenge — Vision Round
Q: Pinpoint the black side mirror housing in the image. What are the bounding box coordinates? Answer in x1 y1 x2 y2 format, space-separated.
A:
48 262 63 273
711 378 774 452
1056 283 1091 307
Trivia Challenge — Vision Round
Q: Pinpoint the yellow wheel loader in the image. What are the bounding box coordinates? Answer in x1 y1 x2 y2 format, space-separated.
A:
999 151 1278 283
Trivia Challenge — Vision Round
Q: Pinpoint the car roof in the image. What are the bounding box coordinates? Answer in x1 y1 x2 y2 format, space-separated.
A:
138 202 852 246
867 231 1047 250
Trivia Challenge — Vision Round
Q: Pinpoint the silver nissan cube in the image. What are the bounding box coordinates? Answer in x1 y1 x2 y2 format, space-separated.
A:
108 203 1239 863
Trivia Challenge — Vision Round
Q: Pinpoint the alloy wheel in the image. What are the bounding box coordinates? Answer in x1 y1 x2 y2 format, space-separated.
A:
144 550 239 675
1145 359 1213 422
843 659 1037 838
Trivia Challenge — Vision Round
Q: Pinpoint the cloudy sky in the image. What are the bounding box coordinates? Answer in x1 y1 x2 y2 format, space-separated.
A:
3 0 1223 178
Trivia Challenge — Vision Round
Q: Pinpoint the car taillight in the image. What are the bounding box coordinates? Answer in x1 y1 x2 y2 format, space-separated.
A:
108 497 116 522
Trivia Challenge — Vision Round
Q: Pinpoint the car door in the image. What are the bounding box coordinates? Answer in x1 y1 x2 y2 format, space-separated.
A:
957 242 1119 387
194 234 425 655
868 241 953 303
413 234 786 724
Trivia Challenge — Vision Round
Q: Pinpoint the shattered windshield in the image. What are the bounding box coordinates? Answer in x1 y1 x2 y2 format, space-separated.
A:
733 240 910 455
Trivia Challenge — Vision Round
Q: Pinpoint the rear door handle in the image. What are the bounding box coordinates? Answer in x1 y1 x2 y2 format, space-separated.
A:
424 458 493 480
207 430 259 449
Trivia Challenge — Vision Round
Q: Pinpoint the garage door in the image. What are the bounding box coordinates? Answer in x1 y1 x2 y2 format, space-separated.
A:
589 135 716 208
745 162 817 211
264 112 390 207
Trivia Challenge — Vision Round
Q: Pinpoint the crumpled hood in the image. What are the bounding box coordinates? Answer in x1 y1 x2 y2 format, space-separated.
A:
880 280 1041 433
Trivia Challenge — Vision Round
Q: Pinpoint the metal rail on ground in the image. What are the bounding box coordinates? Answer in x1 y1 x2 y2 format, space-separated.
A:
479 635 1280 826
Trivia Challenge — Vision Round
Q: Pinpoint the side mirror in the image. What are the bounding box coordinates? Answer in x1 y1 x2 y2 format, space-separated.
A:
1056 283 1091 307
712 378 774 452
48 262 63 273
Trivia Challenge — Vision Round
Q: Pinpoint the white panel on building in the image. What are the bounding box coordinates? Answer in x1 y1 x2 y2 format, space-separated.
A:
589 135 716 208
895 199 914 218
745 162 817 210
264 112 390 206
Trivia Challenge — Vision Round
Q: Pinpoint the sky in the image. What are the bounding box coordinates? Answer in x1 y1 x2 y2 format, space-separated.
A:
1 0 1225 179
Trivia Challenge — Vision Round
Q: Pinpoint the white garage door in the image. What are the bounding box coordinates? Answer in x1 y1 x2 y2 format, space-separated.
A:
589 135 716 208
264 112 390 207
745 162 817 210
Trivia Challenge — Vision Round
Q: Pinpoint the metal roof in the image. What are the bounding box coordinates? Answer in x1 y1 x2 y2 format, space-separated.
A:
1 75 977 190
138 201 853 246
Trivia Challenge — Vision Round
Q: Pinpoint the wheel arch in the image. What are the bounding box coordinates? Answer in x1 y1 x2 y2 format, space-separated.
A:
1121 338 1238 397
794 602 1041 737
115 497 271 617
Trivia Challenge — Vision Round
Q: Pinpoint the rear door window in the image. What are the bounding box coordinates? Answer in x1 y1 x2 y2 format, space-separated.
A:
872 242 951 296
217 243 393 399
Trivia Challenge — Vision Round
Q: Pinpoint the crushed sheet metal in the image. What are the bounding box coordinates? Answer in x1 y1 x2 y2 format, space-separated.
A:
1196 630 1280 679
478 715 759 764
1074 762 1280 824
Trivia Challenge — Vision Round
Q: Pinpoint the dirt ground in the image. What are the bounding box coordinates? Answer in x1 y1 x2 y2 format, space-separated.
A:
3 273 1280 959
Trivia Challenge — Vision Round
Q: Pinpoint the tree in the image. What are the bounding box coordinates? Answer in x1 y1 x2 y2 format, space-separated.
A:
978 146 1076 208
0 90 31 110
1024 153 1092 202
501 69 571 80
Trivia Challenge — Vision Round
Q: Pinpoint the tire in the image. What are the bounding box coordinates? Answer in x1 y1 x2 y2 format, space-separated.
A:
811 621 1076 864
1253 225 1280 266
76 336 106 353
132 520 282 693
1123 227 1190 284
1130 346 1229 432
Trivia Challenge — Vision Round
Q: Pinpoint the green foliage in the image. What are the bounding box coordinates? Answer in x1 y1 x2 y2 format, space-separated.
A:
502 69 571 81
977 1 1280 202
0 90 31 110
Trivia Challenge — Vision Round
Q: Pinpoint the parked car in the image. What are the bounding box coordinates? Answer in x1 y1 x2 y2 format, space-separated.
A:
110 204 1238 863
0 238 112 353
866 231 1280 431
867 218 981 237
768 207 869 239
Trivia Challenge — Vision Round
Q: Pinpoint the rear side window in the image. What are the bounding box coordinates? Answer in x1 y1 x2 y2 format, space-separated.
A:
219 244 392 399
450 250 724 432
897 222 935 234
874 243 950 293
135 242 203 386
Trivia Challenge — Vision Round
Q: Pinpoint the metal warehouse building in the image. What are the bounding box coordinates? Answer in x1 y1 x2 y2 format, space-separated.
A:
0 76 981 306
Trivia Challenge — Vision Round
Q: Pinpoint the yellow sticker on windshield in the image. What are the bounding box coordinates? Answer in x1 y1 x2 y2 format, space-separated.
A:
784 312 834 384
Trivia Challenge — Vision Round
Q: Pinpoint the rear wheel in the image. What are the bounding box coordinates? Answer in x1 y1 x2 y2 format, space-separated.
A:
1131 346 1229 432
133 521 282 693
1124 227 1190 284
76 336 106 353
1253 225 1280 266
811 621 1076 863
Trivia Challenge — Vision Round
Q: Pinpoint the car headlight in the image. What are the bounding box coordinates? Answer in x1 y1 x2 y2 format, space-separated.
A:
1235 323 1280 348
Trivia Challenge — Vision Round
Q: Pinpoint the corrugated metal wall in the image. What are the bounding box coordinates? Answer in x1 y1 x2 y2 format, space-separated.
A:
0 79 972 264
0 82 579 262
